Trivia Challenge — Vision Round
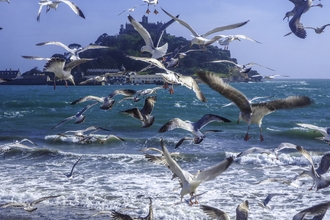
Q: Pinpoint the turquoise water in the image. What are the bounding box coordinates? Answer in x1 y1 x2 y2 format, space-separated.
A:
0 79 329 219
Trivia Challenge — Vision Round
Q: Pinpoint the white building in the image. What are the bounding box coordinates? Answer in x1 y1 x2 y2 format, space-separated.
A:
129 74 164 84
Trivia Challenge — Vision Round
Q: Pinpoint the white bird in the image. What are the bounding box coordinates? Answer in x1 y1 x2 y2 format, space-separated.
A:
0 195 61 212
221 95 274 108
126 55 207 102
296 123 330 144
161 8 249 47
292 201 330 220
64 156 82 178
52 102 98 129
217 34 261 50
54 126 111 141
121 96 157 128
258 193 288 210
36 41 109 61
207 60 275 74
196 71 313 141
117 4 145 16
143 0 159 14
70 95 115 110
79 75 107 85
201 200 249 220
255 177 305 188
108 88 137 98
135 86 164 97
37 0 85 21
128 14 177 58
0 0 9 4
161 139 233 204
158 114 231 148
0 139 38 158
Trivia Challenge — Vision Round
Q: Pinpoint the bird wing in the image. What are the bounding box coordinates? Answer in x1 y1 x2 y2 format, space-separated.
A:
200 205 230 220
177 74 207 102
52 115 76 129
175 137 194 149
244 62 275 71
77 45 109 54
153 14 178 47
264 96 312 110
161 139 192 183
109 88 137 98
237 147 271 157
140 96 156 115
70 95 104 105
316 153 330 175
296 123 327 136
235 34 262 44
292 201 330 220
296 145 319 177
289 8 307 39
121 108 143 121
161 7 200 37
68 156 82 176
196 71 252 115
194 157 233 182
76 102 98 117
236 200 249 220
64 58 94 71
36 3 45 22
58 0 85 19
126 55 167 71
159 118 193 133
36 41 72 53
194 114 231 130
206 59 240 67
128 15 154 48
201 20 250 37
21 56 51 61
31 195 61 205
111 210 134 220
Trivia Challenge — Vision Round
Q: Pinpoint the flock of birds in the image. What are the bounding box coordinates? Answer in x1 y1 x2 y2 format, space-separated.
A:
1 0 330 219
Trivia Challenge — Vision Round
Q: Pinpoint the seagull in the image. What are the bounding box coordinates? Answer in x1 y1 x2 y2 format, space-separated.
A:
255 177 305 188
64 156 82 178
36 41 109 61
296 123 330 144
37 0 85 22
111 197 154 220
206 60 275 74
0 0 9 3
22 56 93 89
54 126 111 142
117 4 145 16
284 23 330 36
161 8 249 47
196 71 313 141
295 145 330 191
178 49 206 59
258 193 288 210
217 34 261 50
143 0 159 14
221 95 275 108
70 95 115 110
161 139 233 204
52 102 98 129
200 200 249 220
0 195 61 212
126 55 207 102
88 134 126 144
108 88 137 98
285 0 323 39
121 96 157 128
158 114 231 148
292 201 330 220
135 86 164 97
128 14 177 58
79 75 107 85
0 139 38 159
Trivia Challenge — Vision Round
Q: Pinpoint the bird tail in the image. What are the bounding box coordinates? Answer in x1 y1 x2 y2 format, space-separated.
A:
152 43 168 59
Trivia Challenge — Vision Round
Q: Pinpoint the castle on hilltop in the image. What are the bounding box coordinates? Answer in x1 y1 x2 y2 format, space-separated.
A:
119 15 166 35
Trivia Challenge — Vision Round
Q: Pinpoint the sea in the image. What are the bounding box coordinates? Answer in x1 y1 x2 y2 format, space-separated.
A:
0 79 330 220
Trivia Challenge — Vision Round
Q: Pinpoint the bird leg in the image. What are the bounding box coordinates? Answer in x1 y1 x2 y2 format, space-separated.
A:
169 85 174 94
154 9 159 14
53 77 56 90
65 80 68 88
146 5 150 14
259 126 264 142
163 82 169 89
244 125 251 141
189 192 198 205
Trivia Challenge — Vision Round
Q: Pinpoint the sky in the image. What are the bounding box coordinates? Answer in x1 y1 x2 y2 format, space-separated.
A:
0 0 329 79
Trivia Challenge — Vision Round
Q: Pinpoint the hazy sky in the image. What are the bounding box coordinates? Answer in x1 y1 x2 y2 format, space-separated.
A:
0 0 329 78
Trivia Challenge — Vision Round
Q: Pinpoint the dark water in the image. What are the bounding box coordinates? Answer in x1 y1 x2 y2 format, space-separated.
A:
0 79 330 219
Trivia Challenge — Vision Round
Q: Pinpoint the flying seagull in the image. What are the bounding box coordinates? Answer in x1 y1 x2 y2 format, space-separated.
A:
200 200 249 220
292 201 330 220
36 41 109 61
221 95 275 108
296 123 330 144
196 70 313 141
0 138 38 159
128 14 177 59
70 95 115 110
109 89 137 98
161 139 233 204
117 4 145 16
64 156 82 178
111 197 154 220
258 193 288 210
121 96 157 128
126 55 207 102
0 195 61 212
158 114 231 148
161 7 249 47
206 60 275 74
143 0 159 14
37 0 85 22
218 34 261 50
52 102 98 129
